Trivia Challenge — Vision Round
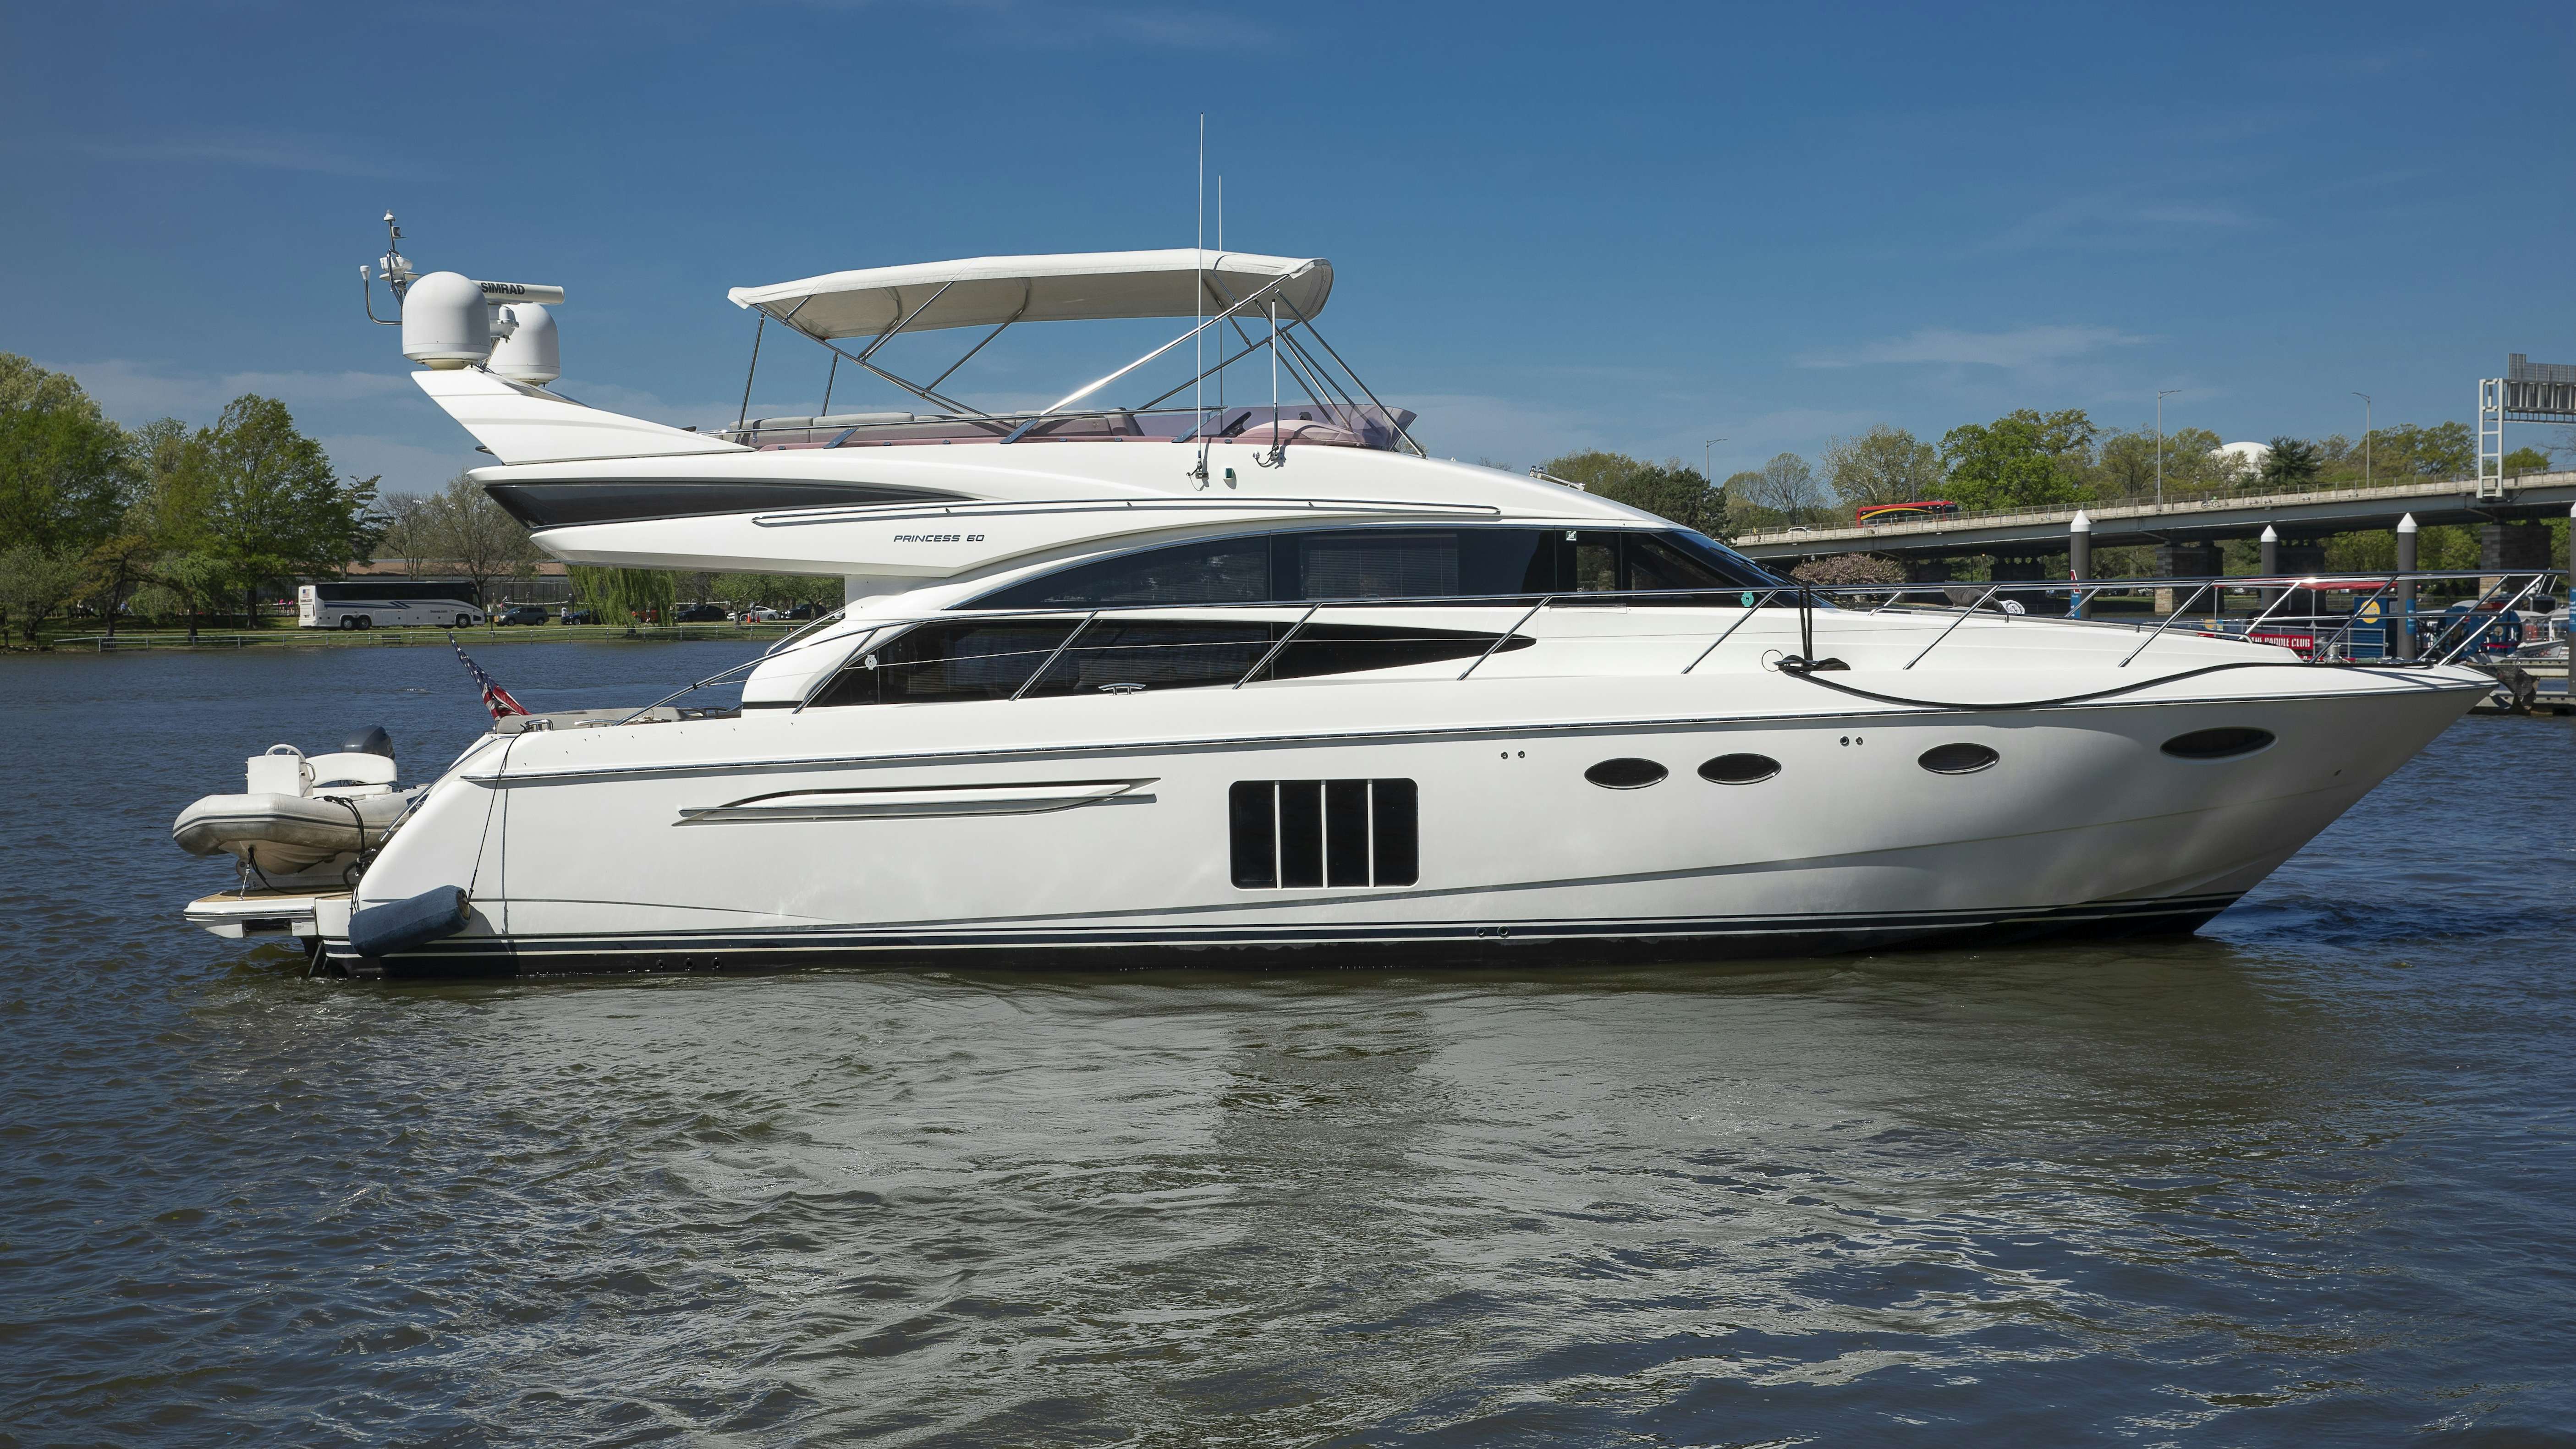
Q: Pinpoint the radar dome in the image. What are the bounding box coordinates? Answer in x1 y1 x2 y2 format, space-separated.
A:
487 303 560 384
401 270 491 369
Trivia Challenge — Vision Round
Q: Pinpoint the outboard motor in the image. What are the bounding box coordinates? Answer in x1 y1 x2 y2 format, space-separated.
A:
344 725 395 761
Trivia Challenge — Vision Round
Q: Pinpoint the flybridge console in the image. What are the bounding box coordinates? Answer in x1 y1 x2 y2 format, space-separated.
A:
360 213 566 384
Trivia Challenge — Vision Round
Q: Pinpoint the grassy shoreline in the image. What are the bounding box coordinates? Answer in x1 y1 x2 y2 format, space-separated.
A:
23 623 796 652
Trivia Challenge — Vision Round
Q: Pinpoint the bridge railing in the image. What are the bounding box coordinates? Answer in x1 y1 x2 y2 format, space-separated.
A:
1736 470 2576 545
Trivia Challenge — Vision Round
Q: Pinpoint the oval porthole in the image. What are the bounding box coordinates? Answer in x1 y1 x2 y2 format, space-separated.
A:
1698 752 1781 785
2161 726 2275 760
1918 743 1999 775
1585 757 1669 790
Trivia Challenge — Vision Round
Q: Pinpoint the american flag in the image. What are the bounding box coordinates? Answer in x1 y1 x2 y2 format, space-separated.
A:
448 634 529 719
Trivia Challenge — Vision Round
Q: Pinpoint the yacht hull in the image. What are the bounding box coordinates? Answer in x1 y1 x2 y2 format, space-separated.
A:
321 670 2477 977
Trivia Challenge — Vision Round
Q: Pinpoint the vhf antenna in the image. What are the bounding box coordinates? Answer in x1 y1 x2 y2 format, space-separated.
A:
360 211 414 325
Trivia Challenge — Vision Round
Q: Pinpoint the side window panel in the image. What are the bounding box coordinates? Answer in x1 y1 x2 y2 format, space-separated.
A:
1296 532 1461 599
1026 621 1272 695
1371 779 1419 885
1627 532 1756 604
1264 624 1531 680
809 621 1075 707
1277 781 1325 888
977 539 1270 608
1572 533 1623 593
977 527 1571 610
813 620 1530 705
1228 781 1278 888
1229 779 1418 889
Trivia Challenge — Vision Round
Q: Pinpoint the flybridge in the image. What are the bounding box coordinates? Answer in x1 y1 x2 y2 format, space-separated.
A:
367 217 1417 470
722 249 1420 460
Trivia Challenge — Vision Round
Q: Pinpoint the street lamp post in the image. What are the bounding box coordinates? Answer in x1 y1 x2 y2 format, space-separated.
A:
1704 437 1728 527
2352 392 2373 488
2155 389 2181 508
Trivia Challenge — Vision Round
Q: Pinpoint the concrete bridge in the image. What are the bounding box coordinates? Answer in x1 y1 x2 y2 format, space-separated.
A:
1731 472 2576 581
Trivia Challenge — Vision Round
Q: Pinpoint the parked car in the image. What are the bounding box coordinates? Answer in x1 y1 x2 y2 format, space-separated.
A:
738 606 783 623
673 602 728 623
494 604 549 626
560 606 598 625
785 603 827 620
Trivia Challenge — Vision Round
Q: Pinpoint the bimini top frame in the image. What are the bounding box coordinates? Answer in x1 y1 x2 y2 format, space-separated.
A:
721 249 1422 457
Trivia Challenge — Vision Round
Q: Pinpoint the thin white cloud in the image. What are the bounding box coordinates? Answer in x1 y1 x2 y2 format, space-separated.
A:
1798 326 2148 371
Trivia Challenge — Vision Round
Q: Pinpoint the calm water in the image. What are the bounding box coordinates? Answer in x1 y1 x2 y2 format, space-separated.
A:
5 642 2572 1446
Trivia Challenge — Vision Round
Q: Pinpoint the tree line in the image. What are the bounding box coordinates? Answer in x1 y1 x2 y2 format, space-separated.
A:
0 356 379 641
1716 409 2559 532
0 357 850 642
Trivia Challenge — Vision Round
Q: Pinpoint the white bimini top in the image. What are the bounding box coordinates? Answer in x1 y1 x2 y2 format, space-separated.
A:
726 250 1334 340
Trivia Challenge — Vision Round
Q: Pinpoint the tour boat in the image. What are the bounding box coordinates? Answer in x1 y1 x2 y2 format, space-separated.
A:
178 239 2494 975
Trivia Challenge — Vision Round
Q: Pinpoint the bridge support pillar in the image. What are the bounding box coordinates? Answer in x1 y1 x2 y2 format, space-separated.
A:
2068 511 2091 618
2395 514 2418 661
2481 521 2551 597
2153 542 2219 613
1989 555 2061 614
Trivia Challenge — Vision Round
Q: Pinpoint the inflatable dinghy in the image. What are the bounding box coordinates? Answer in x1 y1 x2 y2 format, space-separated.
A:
172 732 423 879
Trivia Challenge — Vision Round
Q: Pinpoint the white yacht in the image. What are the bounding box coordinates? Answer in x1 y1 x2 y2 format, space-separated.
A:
181 238 2491 975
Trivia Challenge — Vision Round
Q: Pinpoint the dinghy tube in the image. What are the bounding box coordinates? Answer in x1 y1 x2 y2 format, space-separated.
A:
348 885 471 959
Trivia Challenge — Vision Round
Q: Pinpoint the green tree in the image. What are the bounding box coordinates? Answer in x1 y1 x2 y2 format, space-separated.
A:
2503 445 2553 474
569 565 676 625
416 472 543 609
2362 422 2474 481
181 395 380 626
1730 452 1819 529
2260 436 2322 489
1939 409 2097 511
1819 424 1941 507
1535 450 1725 536
2095 425 2225 498
0 545 89 641
0 357 135 557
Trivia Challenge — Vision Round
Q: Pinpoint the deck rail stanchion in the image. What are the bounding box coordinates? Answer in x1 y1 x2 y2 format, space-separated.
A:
1234 604 1321 689
1681 588 1782 675
1459 595 1554 680
1012 610 1100 700
2116 581 2212 668
1901 584 2002 670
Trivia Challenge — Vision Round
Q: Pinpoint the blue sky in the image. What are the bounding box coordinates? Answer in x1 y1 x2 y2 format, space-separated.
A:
6 0 2570 493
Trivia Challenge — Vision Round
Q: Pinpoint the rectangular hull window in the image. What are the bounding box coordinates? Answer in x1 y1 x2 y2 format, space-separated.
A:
1230 779 1417 889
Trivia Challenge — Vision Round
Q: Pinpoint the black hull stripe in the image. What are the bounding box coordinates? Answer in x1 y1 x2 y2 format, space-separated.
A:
329 894 2241 971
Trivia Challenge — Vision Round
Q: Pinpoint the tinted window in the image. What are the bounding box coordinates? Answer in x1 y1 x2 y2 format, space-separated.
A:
2161 727 2275 760
970 526 1780 613
809 620 1076 706
1918 743 2000 775
1026 620 1272 694
1262 624 1532 681
811 619 1530 704
978 538 1269 608
1570 531 1777 603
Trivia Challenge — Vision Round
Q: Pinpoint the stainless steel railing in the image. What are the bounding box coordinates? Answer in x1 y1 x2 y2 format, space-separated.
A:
598 568 2563 724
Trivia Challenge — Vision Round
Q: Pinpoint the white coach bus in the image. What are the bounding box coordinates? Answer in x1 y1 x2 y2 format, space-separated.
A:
298 581 486 630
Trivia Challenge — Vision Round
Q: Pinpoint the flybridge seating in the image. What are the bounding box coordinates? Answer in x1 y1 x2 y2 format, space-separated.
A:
719 249 1423 457
728 402 1418 451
